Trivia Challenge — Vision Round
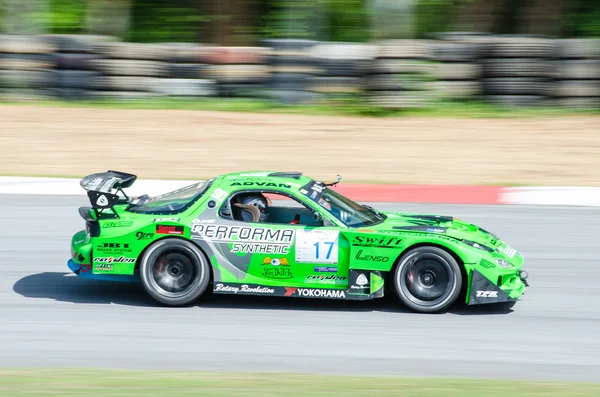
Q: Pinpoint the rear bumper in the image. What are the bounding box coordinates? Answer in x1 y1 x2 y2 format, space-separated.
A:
67 259 140 283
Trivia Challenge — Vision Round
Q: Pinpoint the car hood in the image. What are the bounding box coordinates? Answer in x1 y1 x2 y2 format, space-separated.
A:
372 212 501 248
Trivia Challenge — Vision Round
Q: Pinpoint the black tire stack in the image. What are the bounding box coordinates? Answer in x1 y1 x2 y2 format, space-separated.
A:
365 39 435 109
205 46 269 98
154 43 216 98
0 35 55 101
430 33 484 101
308 42 375 100
480 35 556 107
49 34 114 100
262 39 322 104
552 39 600 109
90 41 170 99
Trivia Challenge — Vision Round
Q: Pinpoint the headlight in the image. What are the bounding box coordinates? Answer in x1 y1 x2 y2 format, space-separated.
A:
496 259 513 269
462 239 494 252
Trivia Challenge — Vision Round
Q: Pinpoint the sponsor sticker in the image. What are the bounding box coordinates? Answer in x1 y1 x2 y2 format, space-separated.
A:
314 266 338 273
156 225 184 235
192 224 295 255
355 249 390 263
210 188 228 203
96 242 132 254
262 258 293 279
153 218 179 223
103 220 133 228
305 274 347 285
295 229 339 264
351 236 402 248
230 182 291 188
295 288 346 299
93 256 136 264
214 283 275 295
136 231 154 240
348 271 371 292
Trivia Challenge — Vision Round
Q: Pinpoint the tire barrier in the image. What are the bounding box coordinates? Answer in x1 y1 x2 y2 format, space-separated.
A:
480 36 557 107
430 33 484 101
309 42 376 98
552 39 600 109
0 34 598 108
366 39 435 108
0 35 55 101
262 39 322 104
204 46 268 98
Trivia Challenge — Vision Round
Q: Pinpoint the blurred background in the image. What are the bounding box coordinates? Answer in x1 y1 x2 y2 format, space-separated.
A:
1 0 599 108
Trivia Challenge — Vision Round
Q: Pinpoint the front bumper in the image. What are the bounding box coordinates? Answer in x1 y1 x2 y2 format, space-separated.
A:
468 269 528 305
67 259 140 283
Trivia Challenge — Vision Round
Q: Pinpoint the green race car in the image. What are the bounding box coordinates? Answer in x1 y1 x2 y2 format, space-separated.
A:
68 170 529 313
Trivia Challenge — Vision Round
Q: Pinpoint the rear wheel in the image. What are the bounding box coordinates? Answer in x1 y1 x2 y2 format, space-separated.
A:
139 238 210 306
393 246 462 313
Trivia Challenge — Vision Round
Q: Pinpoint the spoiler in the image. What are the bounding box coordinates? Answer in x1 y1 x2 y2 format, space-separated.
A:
80 170 137 219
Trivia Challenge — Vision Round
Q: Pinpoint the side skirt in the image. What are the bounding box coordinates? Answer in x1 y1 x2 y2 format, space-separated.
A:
213 270 385 301
468 269 514 305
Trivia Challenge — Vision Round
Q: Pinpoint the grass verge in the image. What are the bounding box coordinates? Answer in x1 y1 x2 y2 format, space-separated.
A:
2 97 599 118
0 370 599 397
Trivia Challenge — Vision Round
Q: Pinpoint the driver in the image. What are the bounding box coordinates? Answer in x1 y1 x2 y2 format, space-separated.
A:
234 193 270 223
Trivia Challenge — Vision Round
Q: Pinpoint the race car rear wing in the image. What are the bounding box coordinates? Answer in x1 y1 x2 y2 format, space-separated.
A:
80 170 137 219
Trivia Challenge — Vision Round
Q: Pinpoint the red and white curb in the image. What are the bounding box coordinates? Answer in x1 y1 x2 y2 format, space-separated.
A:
0 176 599 206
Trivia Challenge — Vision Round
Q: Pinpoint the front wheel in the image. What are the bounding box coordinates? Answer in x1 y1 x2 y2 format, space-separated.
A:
139 238 210 306
393 246 462 313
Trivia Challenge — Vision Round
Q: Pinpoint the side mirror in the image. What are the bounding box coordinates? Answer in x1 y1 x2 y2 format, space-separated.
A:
314 212 322 221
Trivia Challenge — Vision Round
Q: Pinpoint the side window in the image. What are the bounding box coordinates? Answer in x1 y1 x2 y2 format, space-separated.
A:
222 191 329 226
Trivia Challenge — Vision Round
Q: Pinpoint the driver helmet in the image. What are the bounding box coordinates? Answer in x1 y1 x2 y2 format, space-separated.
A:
239 193 270 222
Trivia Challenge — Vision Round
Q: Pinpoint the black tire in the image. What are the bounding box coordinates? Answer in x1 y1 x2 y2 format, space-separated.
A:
393 246 462 313
139 238 211 306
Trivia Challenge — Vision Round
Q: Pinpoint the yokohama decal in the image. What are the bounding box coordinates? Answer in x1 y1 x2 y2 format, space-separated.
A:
211 284 347 300
295 288 346 299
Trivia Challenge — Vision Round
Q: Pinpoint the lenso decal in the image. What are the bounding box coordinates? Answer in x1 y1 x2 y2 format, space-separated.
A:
192 224 295 254
355 250 390 263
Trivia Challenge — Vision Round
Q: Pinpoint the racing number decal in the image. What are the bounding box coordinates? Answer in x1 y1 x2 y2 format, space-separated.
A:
295 229 339 264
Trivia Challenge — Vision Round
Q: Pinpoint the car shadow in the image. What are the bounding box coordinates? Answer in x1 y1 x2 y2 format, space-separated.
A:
13 272 516 315
12 272 155 307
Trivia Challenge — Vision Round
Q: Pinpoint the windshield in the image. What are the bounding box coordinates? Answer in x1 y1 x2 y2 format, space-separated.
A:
300 181 385 227
127 180 213 214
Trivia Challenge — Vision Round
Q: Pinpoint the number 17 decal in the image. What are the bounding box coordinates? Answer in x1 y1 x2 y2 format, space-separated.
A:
296 229 339 264
313 241 335 260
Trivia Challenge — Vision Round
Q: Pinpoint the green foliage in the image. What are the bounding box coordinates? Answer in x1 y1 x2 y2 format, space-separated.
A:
414 0 463 38
260 0 369 42
128 1 209 43
49 0 86 33
563 0 600 37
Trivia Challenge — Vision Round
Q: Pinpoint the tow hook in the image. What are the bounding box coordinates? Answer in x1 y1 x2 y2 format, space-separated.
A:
519 270 529 287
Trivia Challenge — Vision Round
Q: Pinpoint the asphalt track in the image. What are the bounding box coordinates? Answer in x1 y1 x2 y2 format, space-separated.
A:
1 194 599 382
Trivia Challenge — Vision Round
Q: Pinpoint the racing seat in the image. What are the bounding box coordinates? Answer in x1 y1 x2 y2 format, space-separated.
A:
233 203 261 222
